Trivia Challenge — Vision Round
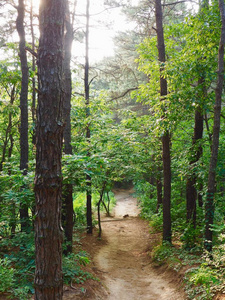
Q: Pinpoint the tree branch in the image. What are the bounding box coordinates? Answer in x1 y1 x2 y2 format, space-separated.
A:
110 87 138 101
162 0 187 6
72 91 85 97
89 75 98 86
25 46 37 57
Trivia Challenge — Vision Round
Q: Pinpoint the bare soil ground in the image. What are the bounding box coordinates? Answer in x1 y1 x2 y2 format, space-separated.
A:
64 188 186 299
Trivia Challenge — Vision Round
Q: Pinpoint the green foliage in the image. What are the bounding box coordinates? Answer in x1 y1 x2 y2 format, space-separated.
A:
0 232 35 299
0 1 225 299
0 232 94 299
135 4 220 134
134 180 157 219
193 232 225 299
181 224 203 251
185 263 221 300
0 166 35 236
189 264 219 286
149 211 163 233
152 242 174 265
0 257 14 292
73 191 116 228
62 252 92 285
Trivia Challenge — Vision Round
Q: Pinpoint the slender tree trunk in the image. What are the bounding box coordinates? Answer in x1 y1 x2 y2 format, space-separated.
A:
97 182 106 238
16 0 30 232
85 0 92 234
155 0 172 243
8 87 16 236
186 106 203 227
30 0 37 146
62 0 75 256
204 0 225 252
34 0 64 298
186 0 208 227
0 86 16 171
156 170 163 213
97 189 104 238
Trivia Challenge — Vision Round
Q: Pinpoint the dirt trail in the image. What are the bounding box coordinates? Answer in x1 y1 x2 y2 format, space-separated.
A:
95 188 185 300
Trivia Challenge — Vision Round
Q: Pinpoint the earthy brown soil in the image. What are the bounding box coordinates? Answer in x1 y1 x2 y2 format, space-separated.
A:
64 188 186 299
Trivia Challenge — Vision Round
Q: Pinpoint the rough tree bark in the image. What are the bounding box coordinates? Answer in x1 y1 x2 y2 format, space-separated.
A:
204 0 225 252
16 0 30 232
155 0 172 243
34 0 64 298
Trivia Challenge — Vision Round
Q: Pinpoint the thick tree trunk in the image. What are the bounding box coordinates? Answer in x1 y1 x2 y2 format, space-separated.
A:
85 0 92 234
16 0 30 232
155 0 172 243
62 0 74 255
34 0 64 298
204 0 225 252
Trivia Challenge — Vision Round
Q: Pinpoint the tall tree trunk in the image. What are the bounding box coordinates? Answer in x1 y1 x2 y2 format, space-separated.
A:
186 105 203 227
62 0 74 255
186 0 208 229
204 0 225 252
85 0 92 234
6 87 16 236
0 86 15 171
30 0 37 146
16 0 30 232
156 169 163 213
155 0 172 243
34 0 64 298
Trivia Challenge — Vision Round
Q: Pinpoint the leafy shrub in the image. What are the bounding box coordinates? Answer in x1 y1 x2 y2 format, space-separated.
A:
149 209 163 232
184 231 225 300
134 180 157 219
0 232 94 299
63 252 92 284
189 264 219 286
185 263 220 300
0 257 14 292
152 242 174 265
0 232 35 298
180 223 203 250
10 286 31 300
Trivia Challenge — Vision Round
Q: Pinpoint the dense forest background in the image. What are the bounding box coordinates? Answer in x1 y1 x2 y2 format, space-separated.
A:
0 0 225 299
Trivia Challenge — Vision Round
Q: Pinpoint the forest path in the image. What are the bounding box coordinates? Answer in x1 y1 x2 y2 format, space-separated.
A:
94 188 186 300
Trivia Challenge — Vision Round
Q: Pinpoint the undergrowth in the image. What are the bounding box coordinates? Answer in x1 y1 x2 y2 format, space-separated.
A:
151 240 225 299
0 232 91 300
0 191 116 299
134 179 225 300
149 232 225 300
